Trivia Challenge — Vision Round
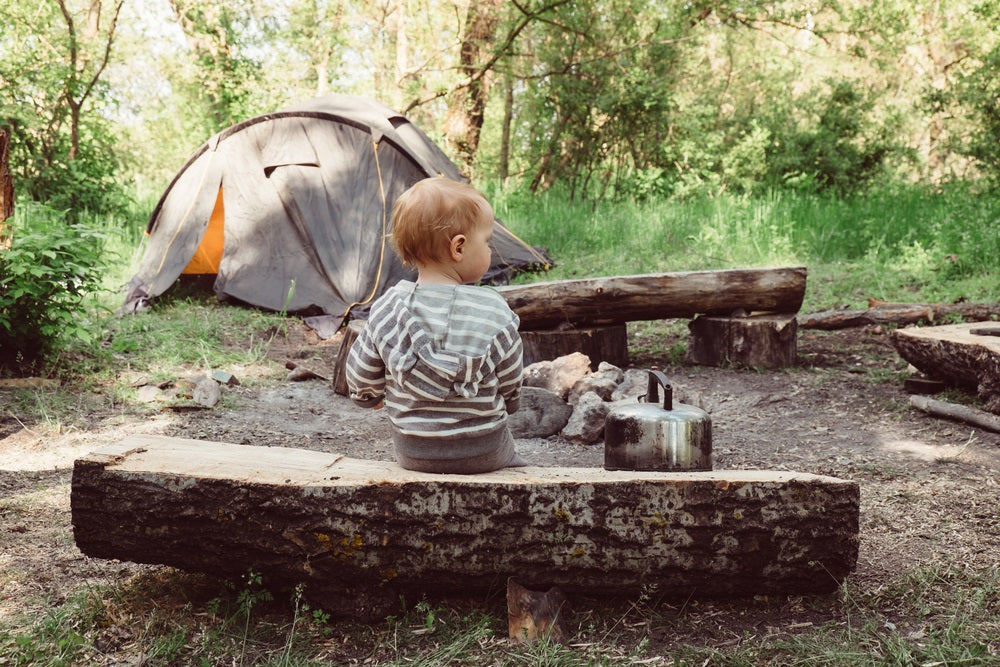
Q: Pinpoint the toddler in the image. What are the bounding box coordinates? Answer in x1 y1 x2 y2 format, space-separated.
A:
346 177 525 473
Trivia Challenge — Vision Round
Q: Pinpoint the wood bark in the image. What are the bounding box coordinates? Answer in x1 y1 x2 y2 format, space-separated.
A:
332 319 364 396
72 436 859 617
890 323 1000 414
521 325 629 369
798 302 1000 330
497 267 807 331
442 0 503 171
0 127 13 226
686 314 797 369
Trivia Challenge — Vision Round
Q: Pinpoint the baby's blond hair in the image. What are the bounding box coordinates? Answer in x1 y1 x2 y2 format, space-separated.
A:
390 177 493 267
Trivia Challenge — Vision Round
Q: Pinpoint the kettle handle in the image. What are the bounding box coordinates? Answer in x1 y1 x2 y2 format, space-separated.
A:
645 370 673 411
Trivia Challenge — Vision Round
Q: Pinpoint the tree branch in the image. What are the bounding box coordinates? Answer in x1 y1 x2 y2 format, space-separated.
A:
402 0 572 114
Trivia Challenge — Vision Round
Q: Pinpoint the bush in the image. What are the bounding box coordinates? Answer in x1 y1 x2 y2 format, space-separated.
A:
952 45 1000 185
764 80 897 195
0 204 108 375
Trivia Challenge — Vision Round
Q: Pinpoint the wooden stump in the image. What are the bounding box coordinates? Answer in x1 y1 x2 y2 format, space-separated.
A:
331 319 364 397
890 323 1000 414
521 325 628 370
686 313 798 369
72 436 860 616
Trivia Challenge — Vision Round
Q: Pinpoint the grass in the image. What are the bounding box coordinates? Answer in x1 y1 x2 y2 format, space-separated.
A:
491 183 1000 312
2 563 997 665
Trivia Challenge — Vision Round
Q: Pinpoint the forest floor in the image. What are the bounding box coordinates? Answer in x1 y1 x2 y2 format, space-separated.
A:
1 321 998 662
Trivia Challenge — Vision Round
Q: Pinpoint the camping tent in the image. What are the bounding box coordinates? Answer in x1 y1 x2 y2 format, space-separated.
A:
123 94 550 323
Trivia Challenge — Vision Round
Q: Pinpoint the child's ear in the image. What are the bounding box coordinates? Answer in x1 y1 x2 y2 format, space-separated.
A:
449 234 466 262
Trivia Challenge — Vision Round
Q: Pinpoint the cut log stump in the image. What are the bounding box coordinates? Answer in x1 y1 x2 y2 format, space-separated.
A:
72 436 859 616
686 313 798 369
890 322 1000 414
521 325 628 370
332 319 364 397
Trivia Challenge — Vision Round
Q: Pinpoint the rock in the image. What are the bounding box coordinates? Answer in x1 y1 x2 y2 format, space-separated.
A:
135 385 164 403
508 387 572 438
523 353 592 400
568 362 624 404
611 368 650 402
212 370 240 386
192 376 221 407
522 361 553 389
561 391 609 445
287 366 327 382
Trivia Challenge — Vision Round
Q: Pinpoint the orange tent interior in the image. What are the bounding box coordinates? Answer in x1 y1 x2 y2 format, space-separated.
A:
183 187 225 275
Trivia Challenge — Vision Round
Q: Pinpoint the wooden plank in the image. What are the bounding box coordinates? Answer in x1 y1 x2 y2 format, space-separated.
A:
72 435 859 616
890 322 1000 413
496 267 807 330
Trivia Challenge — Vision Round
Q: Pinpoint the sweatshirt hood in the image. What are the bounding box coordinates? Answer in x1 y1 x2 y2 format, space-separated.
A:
379 282 496 401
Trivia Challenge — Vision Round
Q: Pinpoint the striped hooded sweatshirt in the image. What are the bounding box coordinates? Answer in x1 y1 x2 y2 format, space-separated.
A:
345 281 523 472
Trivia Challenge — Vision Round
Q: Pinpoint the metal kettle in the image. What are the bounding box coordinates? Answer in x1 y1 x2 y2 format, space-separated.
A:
603 370 712 472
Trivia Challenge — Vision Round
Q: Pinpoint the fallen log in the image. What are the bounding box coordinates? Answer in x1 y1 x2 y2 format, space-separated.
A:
72 435 859 617
909 395 1000 433
891 323 1000 414
798 301 1000 330
496 267 806 330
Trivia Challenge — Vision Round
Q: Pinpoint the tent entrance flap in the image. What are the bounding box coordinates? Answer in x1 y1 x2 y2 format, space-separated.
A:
183 187 225 275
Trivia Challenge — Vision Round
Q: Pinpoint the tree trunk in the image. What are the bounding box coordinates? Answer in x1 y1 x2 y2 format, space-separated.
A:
497 267 807 330
72 436 859 617
0 128 13 228
890 323 1000 414
499 73 513 182
443 0 503 172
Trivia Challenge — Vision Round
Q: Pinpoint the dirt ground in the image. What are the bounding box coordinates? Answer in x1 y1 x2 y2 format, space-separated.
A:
1 322 998 652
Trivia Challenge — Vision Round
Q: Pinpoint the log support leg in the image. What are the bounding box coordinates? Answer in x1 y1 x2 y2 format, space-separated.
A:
686 313 798 369
332 319 364 396
521 324 629 370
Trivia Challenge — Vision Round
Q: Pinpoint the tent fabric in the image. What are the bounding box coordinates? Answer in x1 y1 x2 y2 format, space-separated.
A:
123 94 551 318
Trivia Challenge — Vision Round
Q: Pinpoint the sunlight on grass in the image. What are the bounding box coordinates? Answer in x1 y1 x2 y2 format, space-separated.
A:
494 185 999 312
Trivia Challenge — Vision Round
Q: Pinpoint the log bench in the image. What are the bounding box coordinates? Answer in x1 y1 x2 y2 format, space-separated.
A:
72 435 858 616
891 322 1000 414
332 267 808 392
502 266 807 369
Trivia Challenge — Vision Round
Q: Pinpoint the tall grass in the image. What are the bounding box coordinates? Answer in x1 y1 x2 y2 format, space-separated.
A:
489 183 1000 311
